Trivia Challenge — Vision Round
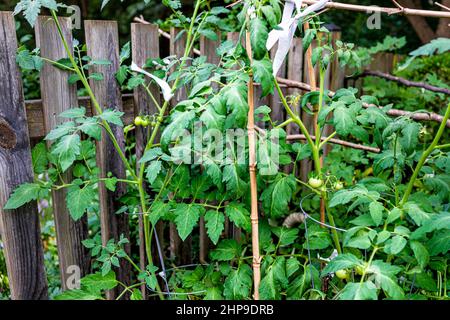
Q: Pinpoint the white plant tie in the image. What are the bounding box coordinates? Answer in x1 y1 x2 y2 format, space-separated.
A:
130 62 174 102
266 0 330 76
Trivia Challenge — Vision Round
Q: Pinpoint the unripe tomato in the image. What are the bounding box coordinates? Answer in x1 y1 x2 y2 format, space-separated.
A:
308 177 323 188
355 265 365 276
335 269 349 280
141 118 150 127
335 181 344 190
134 116 144 126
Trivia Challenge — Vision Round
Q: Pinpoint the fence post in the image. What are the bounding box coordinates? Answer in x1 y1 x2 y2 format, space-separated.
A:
35 16 90 291
84 20 131 299
130 22 162 298
0 11 48 299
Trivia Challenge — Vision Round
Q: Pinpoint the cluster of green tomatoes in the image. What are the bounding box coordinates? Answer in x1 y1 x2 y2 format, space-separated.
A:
134 115 160 127
307 176 344 192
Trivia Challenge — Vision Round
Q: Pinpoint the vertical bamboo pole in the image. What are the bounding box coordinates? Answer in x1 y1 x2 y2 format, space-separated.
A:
245 24 260 301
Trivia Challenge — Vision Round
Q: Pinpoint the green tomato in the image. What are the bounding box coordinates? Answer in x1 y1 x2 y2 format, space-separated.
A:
308 177 324 189
141 119 150 127
335 269 349 280
355 265 365 276
335 181 344 190
134 116 144 126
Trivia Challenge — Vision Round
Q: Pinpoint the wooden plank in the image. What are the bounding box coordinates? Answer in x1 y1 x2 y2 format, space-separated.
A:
131 22 163 298
323 31 345 157
84 20 131 299
35 16 90 291
287 37 303 136
169 27 192 265
0 11 48 300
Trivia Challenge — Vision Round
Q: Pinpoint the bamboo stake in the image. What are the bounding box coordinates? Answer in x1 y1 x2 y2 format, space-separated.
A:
245 23 261 301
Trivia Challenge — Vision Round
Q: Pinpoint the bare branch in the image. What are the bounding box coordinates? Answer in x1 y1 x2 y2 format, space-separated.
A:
302 0 450 18
358 70 450 95
286 134 381 153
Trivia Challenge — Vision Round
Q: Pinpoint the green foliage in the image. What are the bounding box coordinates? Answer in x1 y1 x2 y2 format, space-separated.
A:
8 1 450 302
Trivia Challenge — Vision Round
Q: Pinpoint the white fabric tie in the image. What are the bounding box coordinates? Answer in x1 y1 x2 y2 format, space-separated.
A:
266 0 330 76
130 62 174 102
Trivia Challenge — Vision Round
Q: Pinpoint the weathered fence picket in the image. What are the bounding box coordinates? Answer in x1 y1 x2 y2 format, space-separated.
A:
84 20 131 299
35 16 90 290
0 11 48 299
130 22 163 298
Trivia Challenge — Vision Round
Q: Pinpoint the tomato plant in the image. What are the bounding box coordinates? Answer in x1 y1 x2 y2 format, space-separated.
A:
3 0 449 300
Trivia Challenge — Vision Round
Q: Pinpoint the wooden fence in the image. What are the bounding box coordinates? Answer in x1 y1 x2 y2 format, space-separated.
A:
0 11 396 299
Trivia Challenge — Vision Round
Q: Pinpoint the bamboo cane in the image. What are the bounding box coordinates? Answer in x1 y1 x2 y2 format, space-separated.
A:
245 25 261 301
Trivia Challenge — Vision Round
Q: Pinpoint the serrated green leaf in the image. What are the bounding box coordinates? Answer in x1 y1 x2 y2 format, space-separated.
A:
98 109 124 127
223 264 252 299
174 204 202 241
250 17 268 60
404 202 431 226
210 239 241 261
340 281 378 300
384 235 407 255
52 134 81 172
321 254 363 276
410 241 429 269
77 118 101 140
59 107 86 118
225 202 251 232
81 271 117 292
32 142 48 174
260 174 296 218
4 183 46 210
252 58 274 97
369 201 384 226
66 184 97 220
273 227 298 246
427 231 450 255
205 210 225 245
145 160 162 185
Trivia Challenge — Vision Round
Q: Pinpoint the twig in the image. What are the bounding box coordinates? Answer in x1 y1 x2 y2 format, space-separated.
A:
435 2 450 11
358 70 450 95
302 0 450 18
287 134 381 153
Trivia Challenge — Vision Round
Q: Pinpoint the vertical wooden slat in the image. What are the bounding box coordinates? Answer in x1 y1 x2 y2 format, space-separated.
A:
323 30 345 157
287 37 303 136
84 20 131 299
286 37 303 176
131 22 162 298
169 27 192 265
0 11 48 300
35 16 90 291
198 34 222 262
